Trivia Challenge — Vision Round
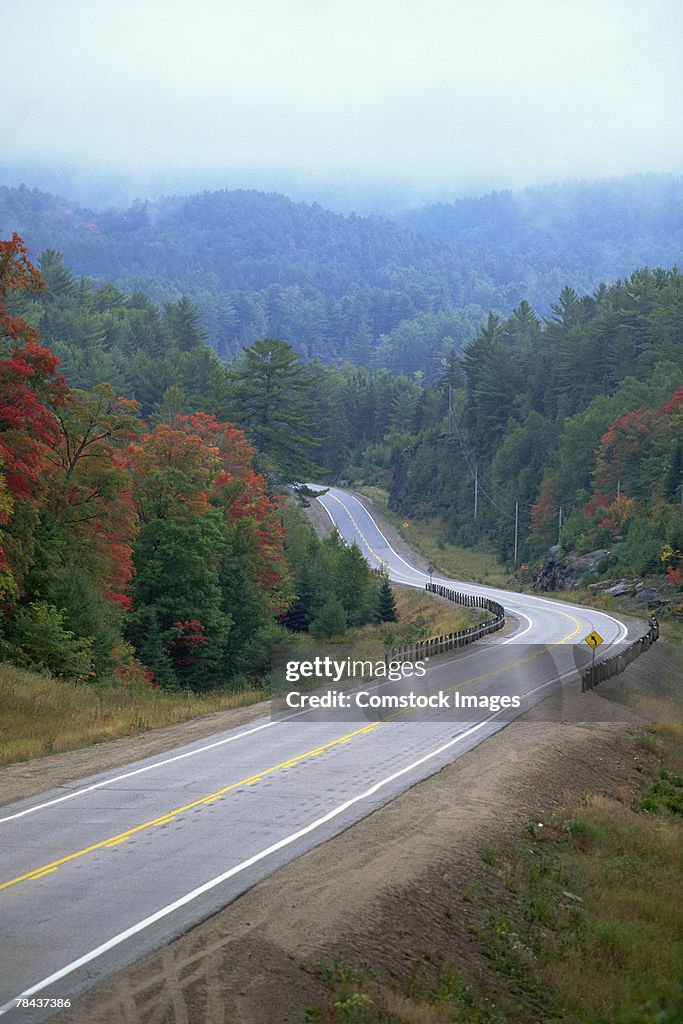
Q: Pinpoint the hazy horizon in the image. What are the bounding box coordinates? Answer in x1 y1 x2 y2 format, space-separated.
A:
4 162 682 217
5 0 682 214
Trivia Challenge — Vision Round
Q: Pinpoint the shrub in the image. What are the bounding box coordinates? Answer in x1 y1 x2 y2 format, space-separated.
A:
7 601 94 681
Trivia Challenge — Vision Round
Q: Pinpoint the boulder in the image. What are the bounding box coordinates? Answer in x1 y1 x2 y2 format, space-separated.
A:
605 579 640 597
633 587 667 608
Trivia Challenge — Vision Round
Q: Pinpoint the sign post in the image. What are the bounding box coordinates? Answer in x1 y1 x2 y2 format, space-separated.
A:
583 629 604 675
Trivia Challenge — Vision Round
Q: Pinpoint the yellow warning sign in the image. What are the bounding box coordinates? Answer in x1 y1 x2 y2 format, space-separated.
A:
402 521 409 529
584 630 604 649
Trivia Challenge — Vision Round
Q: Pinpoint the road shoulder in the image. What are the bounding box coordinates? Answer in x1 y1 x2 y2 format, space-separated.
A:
54 641 679 1024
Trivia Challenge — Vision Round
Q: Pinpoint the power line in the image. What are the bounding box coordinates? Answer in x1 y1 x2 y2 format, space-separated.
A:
450 411 572 533
450 414 516 521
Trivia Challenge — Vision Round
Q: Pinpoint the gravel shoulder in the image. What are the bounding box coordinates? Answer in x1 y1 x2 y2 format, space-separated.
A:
52 640 680 1024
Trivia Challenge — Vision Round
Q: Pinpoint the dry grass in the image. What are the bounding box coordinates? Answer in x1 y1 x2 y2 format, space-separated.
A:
349 587 481 646
0 662 262 766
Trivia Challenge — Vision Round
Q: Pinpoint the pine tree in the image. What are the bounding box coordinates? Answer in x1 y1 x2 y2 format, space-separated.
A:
333 541 374 626
163 297 208 351
377 573 398 622
310 597 346 639
229 339 319 479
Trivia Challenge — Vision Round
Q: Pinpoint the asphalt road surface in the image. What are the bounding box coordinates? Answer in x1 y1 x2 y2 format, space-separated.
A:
0 488 635 1021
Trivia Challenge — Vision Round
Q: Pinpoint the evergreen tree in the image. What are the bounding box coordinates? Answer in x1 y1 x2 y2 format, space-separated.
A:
333 541 374 626
310 597 347 639
377 573 398 622
163 296 208 351
230 338 320 478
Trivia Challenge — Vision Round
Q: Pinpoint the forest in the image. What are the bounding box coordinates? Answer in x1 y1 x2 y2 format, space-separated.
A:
16 242 682 569
0 237 395 693
1 174 680 377
1 204 681 694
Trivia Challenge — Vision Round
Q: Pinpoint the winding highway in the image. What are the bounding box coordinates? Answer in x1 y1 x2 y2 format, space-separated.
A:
0 488 635 1021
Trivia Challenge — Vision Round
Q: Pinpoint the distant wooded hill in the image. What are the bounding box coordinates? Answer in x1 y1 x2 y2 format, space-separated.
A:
1 174 680 377
396 175 683 309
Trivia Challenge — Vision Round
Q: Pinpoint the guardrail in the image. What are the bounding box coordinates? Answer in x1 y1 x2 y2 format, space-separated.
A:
581 618 659 692
385 582 505 664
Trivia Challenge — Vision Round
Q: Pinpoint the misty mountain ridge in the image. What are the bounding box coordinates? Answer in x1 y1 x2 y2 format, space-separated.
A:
398 174 683 293
0 173 680 377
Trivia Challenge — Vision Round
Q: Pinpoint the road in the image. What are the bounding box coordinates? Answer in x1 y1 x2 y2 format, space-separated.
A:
0 488 634 1021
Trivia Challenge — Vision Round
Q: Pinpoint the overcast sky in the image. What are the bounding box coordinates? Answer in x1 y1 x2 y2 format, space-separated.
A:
4 0 682 208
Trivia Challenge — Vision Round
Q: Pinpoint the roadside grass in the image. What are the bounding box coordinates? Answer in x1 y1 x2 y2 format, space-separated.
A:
543 583 652 623
306 958 517 1024
635 721 683 814
0 662 262 766
306 722 683 1024
357 486 513 589
0 588 476 767
663 618 683 645
341 587 482 646
481 776 683 1023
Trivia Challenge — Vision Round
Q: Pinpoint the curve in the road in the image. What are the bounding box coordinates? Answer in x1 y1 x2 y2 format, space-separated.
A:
0 487 634 1021
315 486 630 647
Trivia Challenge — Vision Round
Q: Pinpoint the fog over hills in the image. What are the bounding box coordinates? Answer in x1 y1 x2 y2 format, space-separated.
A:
1 173 680 376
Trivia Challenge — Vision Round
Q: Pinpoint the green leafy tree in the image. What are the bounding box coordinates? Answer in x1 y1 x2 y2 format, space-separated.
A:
126 511 231 691
7 600 94 681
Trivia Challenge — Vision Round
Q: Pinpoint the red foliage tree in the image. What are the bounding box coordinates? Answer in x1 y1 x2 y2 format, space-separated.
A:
593 389 683 506
0 236 68 596
529 478 560 548
173 413 291 610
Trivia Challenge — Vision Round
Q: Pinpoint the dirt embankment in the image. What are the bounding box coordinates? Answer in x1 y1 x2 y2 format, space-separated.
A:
47 638 680 1024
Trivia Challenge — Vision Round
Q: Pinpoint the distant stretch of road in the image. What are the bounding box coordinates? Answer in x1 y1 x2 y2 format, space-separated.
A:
315 485 632 645
0 488 635 1021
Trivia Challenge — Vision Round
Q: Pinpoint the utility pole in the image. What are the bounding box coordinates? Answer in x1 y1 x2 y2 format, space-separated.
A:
514 500 519 565
558 505 563 545
474 463 478 519
448 385 453 435
617 479 621 499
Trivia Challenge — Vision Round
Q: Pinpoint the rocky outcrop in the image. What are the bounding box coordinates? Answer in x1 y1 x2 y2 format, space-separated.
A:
532 546 611 591
533 547 680 615
589 576 642 598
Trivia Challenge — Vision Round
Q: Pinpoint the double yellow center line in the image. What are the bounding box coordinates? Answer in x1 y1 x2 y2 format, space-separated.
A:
1 721 380 892
1 496 581 894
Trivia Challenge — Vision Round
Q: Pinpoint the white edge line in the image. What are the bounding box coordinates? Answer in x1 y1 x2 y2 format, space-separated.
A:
0 718 278 825
0 664 576 1016
320 491 533 644
322 490 629 648
337 490 429 578
320 492 613 652
2 494 626 826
